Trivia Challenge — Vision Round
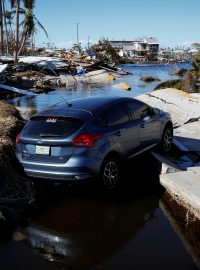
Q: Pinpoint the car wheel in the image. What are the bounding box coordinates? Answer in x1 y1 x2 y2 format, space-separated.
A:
100 156 120 191
161 125 173 153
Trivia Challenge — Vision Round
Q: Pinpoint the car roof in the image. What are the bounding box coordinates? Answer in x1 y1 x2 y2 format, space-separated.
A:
33 96 144 121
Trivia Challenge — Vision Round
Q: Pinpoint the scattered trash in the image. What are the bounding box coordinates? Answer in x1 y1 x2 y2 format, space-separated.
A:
112 82 131 90
0 64 8 73
0 83 37 95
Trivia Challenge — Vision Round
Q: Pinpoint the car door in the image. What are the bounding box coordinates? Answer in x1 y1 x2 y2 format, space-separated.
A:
137 104 161 148
105 102 140 158
126 100 161 150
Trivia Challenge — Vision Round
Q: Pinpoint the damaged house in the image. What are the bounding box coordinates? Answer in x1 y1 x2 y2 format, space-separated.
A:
109 37 159 61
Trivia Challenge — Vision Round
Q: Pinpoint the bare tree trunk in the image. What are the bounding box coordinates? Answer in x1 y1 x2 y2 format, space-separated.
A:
0 0 4 55
2 0 9 55
14 0 20 63
32 33 35 55
18 32 26 55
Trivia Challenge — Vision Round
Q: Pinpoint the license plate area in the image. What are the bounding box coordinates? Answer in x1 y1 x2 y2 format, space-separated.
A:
35 145 50 155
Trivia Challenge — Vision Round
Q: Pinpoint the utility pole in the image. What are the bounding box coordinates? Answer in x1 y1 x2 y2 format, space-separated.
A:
87 36 90 49
75 22 80 55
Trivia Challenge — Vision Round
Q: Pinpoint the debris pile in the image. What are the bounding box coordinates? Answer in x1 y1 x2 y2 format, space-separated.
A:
0 55 131 97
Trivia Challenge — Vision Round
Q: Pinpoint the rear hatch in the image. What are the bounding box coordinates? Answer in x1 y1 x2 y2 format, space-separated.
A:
19 116 85 163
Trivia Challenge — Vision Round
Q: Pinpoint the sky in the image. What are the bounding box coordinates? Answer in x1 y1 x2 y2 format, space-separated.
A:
9 0 200 49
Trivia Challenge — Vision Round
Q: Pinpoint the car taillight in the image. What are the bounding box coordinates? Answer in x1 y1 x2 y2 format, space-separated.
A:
16 133 21 144
72 133 102 147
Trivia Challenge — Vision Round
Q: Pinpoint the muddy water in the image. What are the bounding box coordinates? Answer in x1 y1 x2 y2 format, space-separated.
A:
0 154 199 269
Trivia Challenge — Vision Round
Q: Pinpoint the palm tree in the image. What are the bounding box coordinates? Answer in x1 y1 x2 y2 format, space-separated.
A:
10 0 21 63
4 10 15 54
4 10 14 32
18 0 48 55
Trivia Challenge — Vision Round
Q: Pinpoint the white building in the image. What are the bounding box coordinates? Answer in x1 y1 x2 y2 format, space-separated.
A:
109 37 159 59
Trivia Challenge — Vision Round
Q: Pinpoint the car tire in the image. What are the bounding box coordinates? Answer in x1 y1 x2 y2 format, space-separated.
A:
161 125 173 153
99 156 120 191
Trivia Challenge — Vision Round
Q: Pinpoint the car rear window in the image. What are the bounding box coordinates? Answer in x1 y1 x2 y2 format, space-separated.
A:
22 117 84 138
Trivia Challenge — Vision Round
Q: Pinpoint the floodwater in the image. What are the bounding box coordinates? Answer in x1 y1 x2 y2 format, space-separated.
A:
6 62 191 116
0 154 199 270
2 62 199 269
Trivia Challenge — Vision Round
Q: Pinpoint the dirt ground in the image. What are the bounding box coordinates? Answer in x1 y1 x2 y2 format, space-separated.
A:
0 100 24 159
0 100 24 141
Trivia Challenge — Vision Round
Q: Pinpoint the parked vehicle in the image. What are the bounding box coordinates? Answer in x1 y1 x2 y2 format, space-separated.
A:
16 96 173 190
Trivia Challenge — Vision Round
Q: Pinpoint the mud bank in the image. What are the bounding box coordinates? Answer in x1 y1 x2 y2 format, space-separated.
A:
0 101 33 219
161 192 200 267
0 100 24 176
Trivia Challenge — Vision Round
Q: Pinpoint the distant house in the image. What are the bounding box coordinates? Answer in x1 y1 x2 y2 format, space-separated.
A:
109 39 135 49
109 37 159 60
143 37 159 52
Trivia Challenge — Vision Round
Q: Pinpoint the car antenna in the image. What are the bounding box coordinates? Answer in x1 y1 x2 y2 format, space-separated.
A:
61 96 72 107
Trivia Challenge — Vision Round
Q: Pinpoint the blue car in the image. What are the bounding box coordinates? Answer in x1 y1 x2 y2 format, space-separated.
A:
16 96 173 190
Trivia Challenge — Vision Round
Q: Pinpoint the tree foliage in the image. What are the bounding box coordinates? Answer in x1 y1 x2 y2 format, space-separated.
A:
192 52 200 78
0 0 48 61
91 38 122 64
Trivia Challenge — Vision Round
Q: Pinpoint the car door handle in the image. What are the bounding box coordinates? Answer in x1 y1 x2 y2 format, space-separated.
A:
113 131 121 136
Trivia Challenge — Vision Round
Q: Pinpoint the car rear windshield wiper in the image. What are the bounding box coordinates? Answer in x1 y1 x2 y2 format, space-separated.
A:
39 134 61 137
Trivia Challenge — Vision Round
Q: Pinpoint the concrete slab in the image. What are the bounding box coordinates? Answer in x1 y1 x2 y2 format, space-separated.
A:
160 171 200 219
188 166 200 176
151 151 182 174
174 135 200 152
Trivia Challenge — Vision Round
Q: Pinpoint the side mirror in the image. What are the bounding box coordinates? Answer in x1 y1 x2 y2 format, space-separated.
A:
153 108 160 115
143 116 151 122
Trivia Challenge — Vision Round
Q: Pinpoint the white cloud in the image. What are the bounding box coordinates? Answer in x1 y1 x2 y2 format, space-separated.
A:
160 40 200 49
55 38 97 49
182 40 200 47
55 41 74 49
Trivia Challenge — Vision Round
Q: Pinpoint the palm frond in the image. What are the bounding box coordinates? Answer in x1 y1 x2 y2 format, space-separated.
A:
35 17 48 38
23 0 35 9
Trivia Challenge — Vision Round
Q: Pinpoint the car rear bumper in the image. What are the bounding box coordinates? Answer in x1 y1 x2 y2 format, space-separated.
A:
25 168 95 181
20 158 101 181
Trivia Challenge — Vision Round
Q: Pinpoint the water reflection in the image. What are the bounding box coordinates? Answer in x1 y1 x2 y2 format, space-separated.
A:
25 195 158 269
0 152 199 269
22 154 159 269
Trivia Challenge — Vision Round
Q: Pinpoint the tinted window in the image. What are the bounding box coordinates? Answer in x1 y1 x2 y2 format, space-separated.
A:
126 101 152 120
93 113 107 128
23 117 84 138
106 103 129 127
